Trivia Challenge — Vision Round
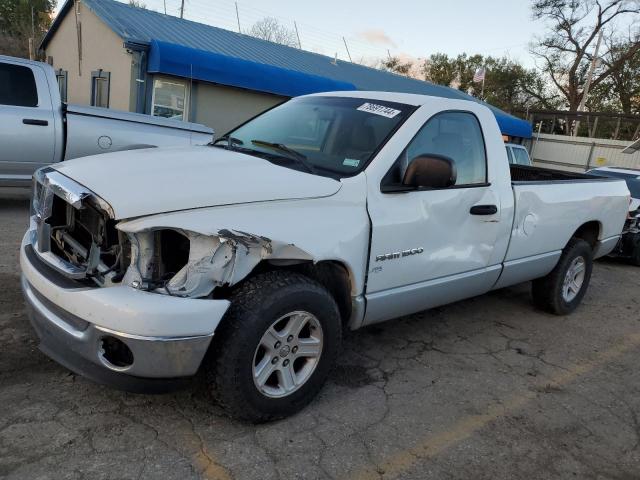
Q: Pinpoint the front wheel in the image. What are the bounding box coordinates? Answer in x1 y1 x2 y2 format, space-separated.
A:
206 271 341 422
532 238 593 315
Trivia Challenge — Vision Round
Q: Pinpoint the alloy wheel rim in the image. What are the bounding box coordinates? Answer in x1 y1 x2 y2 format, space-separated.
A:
562 256 586 302
252 311 323 398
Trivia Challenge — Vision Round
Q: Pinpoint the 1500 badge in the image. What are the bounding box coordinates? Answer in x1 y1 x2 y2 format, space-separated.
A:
375 247 424 262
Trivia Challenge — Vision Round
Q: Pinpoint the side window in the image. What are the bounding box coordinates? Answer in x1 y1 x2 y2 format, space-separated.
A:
385 111 487 187
151 78 189 121
0 62 38 107
91 70 111 108
56 69 68 103
513 147 530 166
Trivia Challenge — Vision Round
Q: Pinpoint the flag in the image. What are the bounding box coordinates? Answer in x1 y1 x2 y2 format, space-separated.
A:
473 67 486 83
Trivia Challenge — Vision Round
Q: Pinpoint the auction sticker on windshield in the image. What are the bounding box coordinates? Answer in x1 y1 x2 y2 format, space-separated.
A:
357 103 401 118
343 158 360 167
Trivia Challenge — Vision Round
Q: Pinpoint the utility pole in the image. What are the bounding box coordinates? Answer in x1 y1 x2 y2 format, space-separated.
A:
294 21 301 49
180 0 185 18
574 29 603 136
29 6 35 60
343 37 352 63
163 0 166 14
235 2 241 33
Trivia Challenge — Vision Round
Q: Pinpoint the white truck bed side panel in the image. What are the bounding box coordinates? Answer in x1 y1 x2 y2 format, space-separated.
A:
505 180 629 262
64 110 213 160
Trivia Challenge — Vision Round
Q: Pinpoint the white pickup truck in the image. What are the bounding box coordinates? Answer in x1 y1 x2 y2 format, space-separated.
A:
20 92 629 421
0 55 212 188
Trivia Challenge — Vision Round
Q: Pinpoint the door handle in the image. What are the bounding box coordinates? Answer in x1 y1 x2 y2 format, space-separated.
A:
470 204 498 215
23 119 48 126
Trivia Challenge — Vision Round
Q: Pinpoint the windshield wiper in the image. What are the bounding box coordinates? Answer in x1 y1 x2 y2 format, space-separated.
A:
251 139 317 175
210 135 244 148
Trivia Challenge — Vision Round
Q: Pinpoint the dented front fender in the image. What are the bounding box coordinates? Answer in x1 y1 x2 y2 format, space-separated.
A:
116 177 370 298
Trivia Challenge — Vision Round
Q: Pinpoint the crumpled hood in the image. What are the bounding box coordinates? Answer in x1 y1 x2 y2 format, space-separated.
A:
53 146 341 219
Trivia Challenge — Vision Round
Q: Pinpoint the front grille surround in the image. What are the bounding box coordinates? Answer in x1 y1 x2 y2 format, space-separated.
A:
31 168 121 284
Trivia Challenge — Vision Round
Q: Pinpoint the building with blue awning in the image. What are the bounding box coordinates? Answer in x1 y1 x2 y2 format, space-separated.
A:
42 0 532 140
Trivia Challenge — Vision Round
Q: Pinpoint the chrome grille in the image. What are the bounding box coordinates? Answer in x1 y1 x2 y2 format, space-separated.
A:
31 168 119 282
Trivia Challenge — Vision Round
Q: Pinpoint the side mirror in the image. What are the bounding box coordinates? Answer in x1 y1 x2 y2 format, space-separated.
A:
402 154 457 189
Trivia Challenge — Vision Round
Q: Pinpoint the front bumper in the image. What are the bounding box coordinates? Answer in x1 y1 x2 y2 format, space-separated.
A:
20 232 231 390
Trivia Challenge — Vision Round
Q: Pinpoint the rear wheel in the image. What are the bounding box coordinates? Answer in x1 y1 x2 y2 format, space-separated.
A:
532 238 593 315
207 271 341 422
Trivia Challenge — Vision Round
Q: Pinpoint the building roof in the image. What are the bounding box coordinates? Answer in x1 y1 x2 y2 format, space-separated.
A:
44 0 532 138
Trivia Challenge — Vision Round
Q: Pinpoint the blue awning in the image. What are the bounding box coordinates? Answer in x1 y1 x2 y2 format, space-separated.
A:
147 40 357 97
487 106 533 139
147 39 532 139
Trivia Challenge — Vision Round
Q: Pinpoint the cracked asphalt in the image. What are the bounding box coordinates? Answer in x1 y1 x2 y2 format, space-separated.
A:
2 198 640 479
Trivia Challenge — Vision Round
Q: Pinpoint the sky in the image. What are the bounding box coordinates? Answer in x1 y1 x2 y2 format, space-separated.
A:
56 0 546 68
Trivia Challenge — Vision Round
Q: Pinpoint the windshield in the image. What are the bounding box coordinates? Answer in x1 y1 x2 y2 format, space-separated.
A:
214 96 415 178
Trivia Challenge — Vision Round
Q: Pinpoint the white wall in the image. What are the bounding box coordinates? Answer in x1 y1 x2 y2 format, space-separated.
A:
192 82 285 136
45 2 133 111
530 133 640 172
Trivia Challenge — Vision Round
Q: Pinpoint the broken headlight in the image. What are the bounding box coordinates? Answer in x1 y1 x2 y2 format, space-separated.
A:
122 228 264 298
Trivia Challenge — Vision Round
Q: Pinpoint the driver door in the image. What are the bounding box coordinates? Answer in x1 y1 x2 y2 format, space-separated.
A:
364 111 504 325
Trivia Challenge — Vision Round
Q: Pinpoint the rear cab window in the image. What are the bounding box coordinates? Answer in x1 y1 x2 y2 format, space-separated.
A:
512 147 531 166
506 146 514 164
0 62 38 107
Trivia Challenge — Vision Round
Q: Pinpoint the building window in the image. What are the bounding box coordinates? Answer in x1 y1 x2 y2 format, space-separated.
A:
55 69 68 103
151 78 189 121
91 70 110 108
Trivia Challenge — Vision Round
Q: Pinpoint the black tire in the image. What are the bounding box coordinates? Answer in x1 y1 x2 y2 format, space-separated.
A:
206 270 341 422
531 238 593 315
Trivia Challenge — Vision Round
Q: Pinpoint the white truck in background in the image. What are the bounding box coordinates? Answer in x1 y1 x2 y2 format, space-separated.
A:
20 91 630 422
0 55 213 188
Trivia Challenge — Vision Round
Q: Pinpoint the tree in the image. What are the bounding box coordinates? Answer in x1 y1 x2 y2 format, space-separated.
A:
531 0 640 112
423 53 560 112
601 34 640 114
379 55 415 76
423 52 459 87
0 0 54 58
248 17 298 48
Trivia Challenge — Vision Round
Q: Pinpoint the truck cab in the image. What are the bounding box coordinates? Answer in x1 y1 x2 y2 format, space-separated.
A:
0 56 61 186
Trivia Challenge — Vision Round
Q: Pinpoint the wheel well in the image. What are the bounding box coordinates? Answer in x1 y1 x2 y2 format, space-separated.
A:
571 221 601 250
293 261 353 325
219 260 353 325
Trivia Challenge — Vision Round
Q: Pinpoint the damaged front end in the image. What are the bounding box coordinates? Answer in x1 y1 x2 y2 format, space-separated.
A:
31 168 314 298
120 228 314 298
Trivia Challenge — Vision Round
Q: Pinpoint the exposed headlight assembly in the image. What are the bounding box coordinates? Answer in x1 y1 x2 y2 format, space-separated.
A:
122 228 275 298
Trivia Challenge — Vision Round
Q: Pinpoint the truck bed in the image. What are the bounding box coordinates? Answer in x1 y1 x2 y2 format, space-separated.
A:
510 164 601 183
64 105 214 160
497 164 630 290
